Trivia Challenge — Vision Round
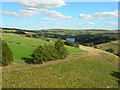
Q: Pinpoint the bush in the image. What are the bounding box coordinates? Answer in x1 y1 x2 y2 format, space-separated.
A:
30 39 68 64
55 39 68 59
64 40 75 47
74 42 79 48
2 40 13 66
117 50 120 57
106 48 114 53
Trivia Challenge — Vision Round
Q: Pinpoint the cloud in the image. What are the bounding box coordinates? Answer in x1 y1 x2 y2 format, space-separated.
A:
1 10 39 17
93 10 118 19
1 0 72 19
40 18 57 21
20 0 66 9
86 22 95 25
105 22 118 25
79 14 92 20
79 10 118 20
78 22 95 26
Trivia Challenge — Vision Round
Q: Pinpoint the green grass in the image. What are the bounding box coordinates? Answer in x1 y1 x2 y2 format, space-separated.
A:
2 55 118 88
97 40 119 55
65 45 87 54
2 33 86 60
7 42 35 61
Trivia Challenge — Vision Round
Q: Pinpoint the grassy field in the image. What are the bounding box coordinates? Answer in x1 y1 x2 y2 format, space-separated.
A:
2 54 118 88
2 33 86 60
96 40 119 55
1 32 119 88
79 45 118 65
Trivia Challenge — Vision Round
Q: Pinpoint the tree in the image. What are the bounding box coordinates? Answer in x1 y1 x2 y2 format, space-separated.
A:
94 45 97 48
29 39 68 64
55 39 64 50
75 42 79 48
55 39 68 59
64 40 75 47
15 30 25 34
31 45 47 64
2 40 13 66
106 48 114 53
117 50 120 57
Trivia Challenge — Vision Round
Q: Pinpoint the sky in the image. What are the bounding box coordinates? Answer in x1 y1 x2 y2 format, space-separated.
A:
0 0 118 30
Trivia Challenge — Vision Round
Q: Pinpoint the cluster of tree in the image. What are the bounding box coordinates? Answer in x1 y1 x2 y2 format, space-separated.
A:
1 40 13 66
64 40 79 48
40 33 117 47
24 33 46 40
29 39 68 64
75 34 117 46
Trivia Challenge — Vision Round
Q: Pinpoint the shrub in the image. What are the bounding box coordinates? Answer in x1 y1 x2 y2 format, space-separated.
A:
74 42 79 48
117 50 120 57
2 40 13 66
55 39 68 59
64 40 75 47
106 48 114 53
30 39 68 64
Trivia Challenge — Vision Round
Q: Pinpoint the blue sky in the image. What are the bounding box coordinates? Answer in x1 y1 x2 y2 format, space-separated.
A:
0 1 118 30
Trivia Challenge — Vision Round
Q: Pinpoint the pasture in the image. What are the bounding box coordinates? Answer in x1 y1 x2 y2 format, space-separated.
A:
1 33 119 88
2 54 118 88
2 33 86 60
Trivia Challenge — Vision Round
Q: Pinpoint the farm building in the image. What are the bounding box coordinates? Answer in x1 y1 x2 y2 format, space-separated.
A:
46 39 53 42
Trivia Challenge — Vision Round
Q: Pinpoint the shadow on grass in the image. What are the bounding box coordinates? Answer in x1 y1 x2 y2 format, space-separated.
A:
110 71 120 86
21 57 34 64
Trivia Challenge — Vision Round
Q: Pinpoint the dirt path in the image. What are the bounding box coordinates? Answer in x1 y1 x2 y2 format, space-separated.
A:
1 54 83 72
1 45 119 72
99 54 119 67
79 45 119 68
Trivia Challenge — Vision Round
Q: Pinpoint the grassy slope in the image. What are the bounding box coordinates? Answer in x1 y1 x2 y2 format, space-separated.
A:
2 54 118 88
79 45 118 65
2 33 86 60
96 40 119 55
2 33 119 88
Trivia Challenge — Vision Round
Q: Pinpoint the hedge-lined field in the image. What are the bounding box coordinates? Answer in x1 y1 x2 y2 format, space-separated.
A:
2 33 86 60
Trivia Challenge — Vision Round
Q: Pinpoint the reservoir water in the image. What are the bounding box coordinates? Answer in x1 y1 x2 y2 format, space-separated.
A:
66 38 75 42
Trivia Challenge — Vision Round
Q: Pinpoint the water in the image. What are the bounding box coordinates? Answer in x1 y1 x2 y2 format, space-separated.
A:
66 38 75 42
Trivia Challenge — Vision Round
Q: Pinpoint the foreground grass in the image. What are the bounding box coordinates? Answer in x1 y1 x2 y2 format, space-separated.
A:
2 33 86 60
2 54 118 88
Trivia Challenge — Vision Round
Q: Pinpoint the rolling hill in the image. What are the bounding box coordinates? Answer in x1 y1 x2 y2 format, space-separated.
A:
2 33 86 60
96 40 119 55
1 32 119 88
2 45 119 88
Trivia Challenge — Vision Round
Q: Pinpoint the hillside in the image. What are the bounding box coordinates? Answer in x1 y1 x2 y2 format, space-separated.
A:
96 40 119 55
2 45 119 88
79 45 119 65
2 33 86 60
1 32 119 88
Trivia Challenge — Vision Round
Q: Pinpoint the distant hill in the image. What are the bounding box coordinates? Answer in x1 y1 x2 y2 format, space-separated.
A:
96 40 119 55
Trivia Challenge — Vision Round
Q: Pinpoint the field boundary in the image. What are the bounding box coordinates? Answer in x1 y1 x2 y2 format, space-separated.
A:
1 55 82 72
1 53 119 72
